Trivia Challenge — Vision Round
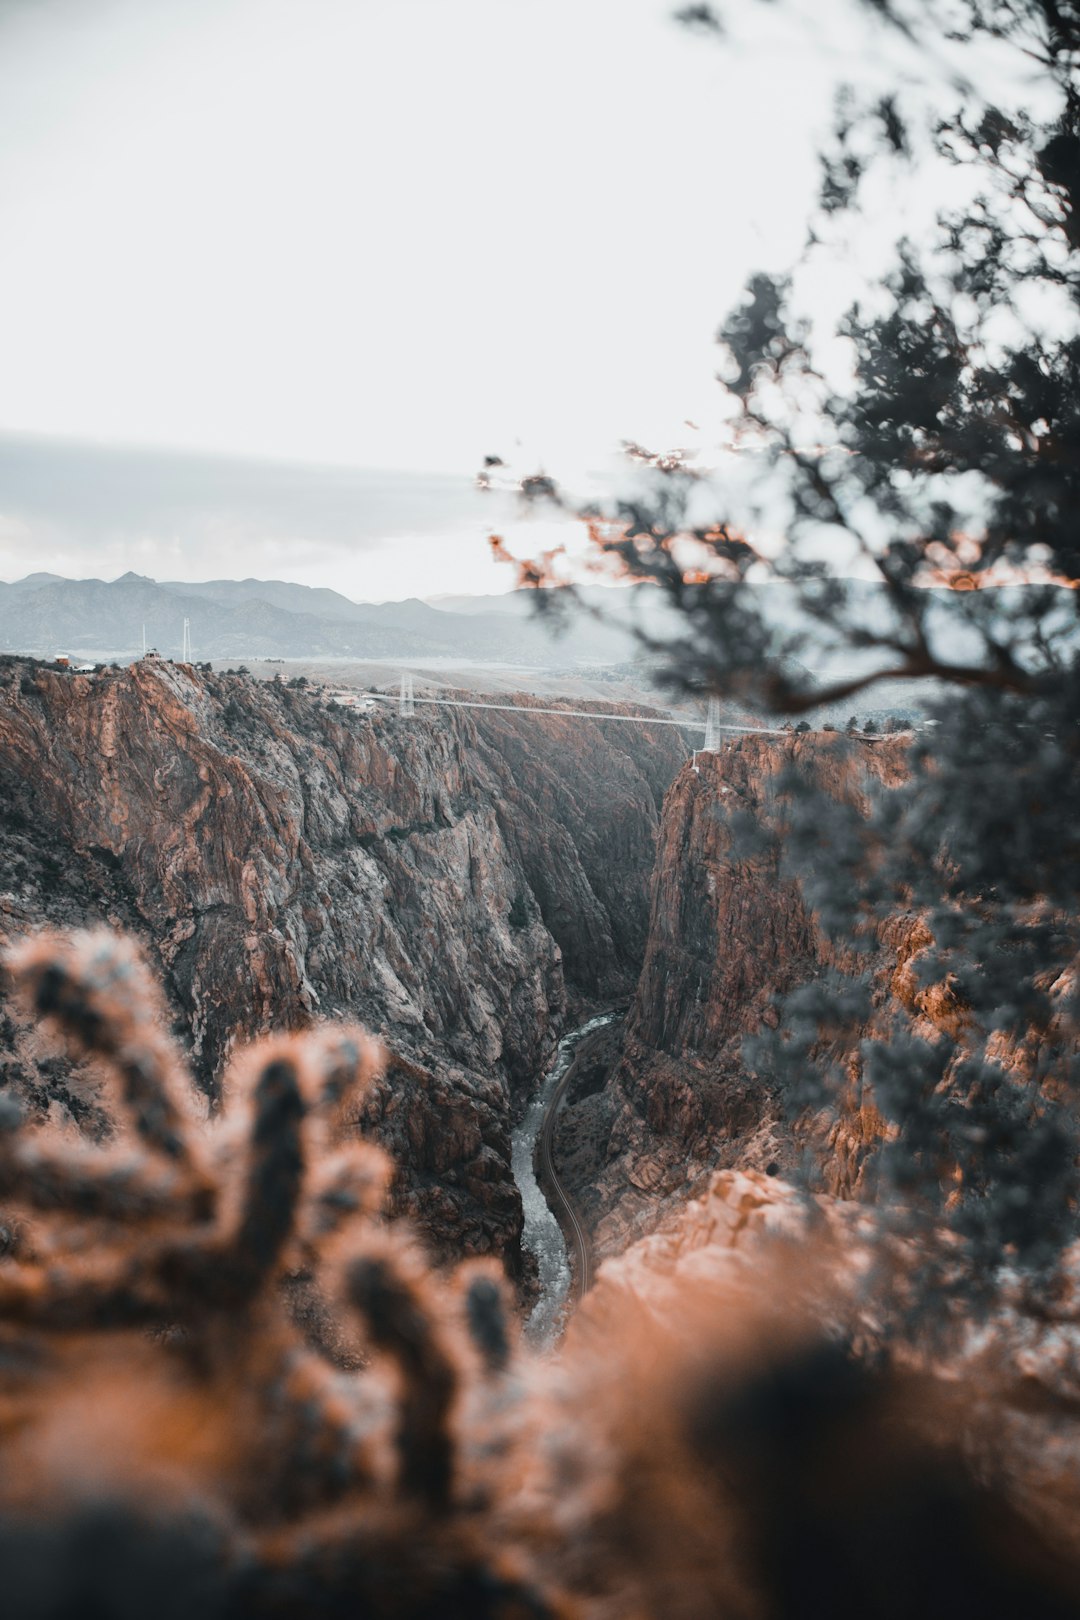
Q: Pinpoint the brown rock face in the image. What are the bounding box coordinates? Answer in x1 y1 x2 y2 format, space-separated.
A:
572 1166 1080 1582
0 659 682 1271
556 732 910 1259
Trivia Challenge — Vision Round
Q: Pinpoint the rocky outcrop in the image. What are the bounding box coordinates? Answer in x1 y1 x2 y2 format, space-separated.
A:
568 1168 869 1352
0 657 682 1273
556 732 911 1259
571 1162 1080 1571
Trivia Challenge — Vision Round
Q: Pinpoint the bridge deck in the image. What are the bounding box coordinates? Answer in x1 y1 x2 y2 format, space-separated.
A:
366 690 791 736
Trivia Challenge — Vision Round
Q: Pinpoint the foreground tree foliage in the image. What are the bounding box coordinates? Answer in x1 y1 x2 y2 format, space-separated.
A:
4 929 1080 1617
501 0 1080 1311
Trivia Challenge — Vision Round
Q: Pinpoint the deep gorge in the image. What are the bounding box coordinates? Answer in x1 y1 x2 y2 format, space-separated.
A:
0 656 684 1278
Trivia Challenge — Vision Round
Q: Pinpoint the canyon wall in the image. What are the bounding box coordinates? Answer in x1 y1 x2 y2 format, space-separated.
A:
555 732 912 1259
0 657 683 1273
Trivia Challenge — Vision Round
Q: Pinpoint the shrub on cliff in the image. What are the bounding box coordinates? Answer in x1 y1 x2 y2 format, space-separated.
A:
509 892 530 931
499 0 1080 1313
0 927 552 1617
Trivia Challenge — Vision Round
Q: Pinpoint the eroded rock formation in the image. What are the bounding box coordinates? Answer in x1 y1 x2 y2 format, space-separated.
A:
0 657 682 1272
556 732 912 1259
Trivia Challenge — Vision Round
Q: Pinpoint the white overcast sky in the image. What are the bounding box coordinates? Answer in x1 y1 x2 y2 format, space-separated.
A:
0 0 1020 598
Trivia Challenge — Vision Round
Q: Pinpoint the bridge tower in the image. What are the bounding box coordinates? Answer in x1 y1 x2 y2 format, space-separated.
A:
702 696 722 752
181 618 192 662
399 672 415 717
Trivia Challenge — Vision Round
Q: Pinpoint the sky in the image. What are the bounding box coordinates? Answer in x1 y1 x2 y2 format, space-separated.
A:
0 0 1009 599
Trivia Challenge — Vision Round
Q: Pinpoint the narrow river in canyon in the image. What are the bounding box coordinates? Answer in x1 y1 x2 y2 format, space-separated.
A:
511 1012 615 1347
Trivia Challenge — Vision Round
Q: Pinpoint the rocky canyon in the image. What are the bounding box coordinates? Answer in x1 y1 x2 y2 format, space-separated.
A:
0 659 996 1295
0 656 683 1277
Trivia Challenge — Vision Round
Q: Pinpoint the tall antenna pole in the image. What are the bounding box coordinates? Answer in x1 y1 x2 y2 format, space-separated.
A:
142 623 147 658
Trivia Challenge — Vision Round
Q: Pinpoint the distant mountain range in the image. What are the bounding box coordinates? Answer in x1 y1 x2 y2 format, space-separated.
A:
0 571 1072 675
0 572 643 664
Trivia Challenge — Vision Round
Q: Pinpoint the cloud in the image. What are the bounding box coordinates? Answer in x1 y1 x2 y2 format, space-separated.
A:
1 431 494 538
0 432 512 583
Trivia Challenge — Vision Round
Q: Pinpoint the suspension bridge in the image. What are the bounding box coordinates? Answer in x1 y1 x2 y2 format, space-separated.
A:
363 674 793 749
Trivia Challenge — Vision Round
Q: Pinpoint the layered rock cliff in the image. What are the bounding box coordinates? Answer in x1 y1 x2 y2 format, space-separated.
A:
0 656 683 1273
555 732 911 1258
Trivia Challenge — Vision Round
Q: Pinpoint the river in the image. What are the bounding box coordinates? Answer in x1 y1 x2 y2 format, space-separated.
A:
511 1013 615 1348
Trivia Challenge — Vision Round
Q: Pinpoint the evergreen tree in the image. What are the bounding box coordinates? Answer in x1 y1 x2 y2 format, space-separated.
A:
507 0 1080 1317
